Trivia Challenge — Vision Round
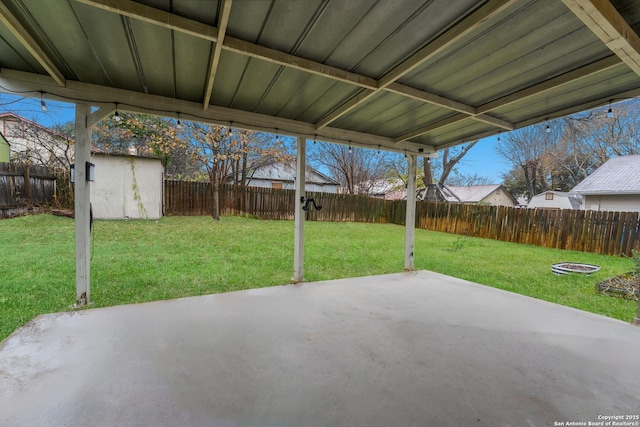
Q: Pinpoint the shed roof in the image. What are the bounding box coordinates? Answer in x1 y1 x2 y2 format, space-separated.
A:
444 184 509 203
571 155 640 195
248 162 338 186
529 191 583 209
2 1 640 155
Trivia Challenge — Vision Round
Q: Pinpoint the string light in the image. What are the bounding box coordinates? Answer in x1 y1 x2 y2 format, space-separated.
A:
545 120 550 133
176 113 182 129
607 101 614 118
497 132 501 143
275 128 279 142
313 134 317 145
113 104 122 122
40 92 47 112
348 142 352 154
228 123 233 137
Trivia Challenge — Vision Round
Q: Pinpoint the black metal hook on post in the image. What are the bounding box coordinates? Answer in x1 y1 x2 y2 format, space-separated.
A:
300 196 322 211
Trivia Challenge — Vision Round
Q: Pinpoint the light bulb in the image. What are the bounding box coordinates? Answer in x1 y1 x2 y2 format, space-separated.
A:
607 107 614 118
113 111 122 122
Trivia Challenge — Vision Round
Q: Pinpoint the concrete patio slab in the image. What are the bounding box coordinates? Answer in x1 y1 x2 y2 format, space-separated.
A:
1 271 639 427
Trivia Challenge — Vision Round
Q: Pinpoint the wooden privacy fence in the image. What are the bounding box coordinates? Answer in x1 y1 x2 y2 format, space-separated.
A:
416 202 640 256
169 181 640 256
0 163 73 218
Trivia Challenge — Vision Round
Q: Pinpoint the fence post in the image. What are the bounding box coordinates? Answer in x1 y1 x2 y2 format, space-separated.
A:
23 165 31 200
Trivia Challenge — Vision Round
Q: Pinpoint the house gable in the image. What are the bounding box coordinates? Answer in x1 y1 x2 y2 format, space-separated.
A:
572 155 640 195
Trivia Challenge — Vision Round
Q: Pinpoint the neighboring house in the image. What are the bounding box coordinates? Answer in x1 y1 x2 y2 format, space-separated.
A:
439 184 517 207
364 179 406 200
571 155 640 212
0 113 73 168
527 191 582 210
231 162 339 193
0 131 9 162
91 153 164 220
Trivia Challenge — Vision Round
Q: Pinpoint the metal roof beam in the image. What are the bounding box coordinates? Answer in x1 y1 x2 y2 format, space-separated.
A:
75 0 219 41
223 37 378 89
562 0 640 77
0 2 65 86
396 55 622 142
315 0 516 129
394 114 468 143
79 0 514 135
386 83 514 131
203 0 232 110
378 0 516 89
477 55 622 114
0 68 435 155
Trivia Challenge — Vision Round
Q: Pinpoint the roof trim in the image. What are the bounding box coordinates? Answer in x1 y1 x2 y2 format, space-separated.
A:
0 68 431 155
202 0 232 110
0 2 65 86
562 0 640 78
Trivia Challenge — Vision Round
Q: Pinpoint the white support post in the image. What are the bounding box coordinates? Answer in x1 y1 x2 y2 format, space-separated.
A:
293 136 306 283
405 154 417 271
75 103 92 306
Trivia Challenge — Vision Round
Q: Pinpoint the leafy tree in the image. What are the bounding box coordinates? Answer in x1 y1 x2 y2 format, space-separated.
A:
92 113 191 177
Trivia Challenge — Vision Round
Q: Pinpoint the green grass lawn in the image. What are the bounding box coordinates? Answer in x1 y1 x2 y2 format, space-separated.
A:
1 214 637 341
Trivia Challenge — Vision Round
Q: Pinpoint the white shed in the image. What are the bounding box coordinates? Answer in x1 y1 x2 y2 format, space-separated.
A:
90 153 163 220
527 191 582 210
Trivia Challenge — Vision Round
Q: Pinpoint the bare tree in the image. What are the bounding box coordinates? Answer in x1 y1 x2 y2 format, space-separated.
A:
6 116 74 168
311 143 388 194
495 123 561 198
420 141 486 200
181 122 292 219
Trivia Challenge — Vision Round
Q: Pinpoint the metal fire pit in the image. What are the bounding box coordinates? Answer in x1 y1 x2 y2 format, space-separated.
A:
551 262 601 276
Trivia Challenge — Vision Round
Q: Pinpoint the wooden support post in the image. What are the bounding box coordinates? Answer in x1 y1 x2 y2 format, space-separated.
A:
405 154 417 271
293 136 306 283
74 103 91 306
23 165 31 200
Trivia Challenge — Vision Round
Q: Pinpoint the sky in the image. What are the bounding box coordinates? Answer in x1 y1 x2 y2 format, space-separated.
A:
0 92 510 183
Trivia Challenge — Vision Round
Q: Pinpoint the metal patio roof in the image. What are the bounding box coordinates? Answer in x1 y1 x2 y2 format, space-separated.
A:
2 0 640 155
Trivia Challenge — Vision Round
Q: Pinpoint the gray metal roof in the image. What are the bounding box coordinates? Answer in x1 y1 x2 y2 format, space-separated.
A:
571 155 640 194
444 184 512 203
2 0 640 155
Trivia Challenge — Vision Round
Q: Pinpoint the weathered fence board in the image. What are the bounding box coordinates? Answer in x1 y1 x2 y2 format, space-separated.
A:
163 180 640 256
0 163 72 218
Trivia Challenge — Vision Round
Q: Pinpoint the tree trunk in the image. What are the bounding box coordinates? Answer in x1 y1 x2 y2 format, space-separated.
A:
423 158 433 187
210 160 220 220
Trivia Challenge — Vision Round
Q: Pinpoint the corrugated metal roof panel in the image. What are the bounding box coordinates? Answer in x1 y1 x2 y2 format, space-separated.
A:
2 0 640 154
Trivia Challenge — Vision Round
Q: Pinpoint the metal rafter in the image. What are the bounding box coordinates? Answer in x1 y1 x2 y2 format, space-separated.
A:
395 55 623 142
0 2 65 86
562 0 640 77
0 68 435 155
203 0 232 110
76 0 514 136
315 0 516 129
74 0 219 41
